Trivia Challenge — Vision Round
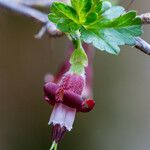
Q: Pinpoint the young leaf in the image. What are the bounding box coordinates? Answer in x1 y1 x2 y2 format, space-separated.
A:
48 2 79 32
71 0 92 22
50 2 78 23
84 12 98 25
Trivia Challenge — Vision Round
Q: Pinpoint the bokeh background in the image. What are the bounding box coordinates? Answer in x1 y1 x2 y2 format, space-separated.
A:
0 0 150 150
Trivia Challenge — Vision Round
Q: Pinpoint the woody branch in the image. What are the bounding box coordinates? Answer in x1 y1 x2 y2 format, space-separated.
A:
135 13 150 55
0 0 62 37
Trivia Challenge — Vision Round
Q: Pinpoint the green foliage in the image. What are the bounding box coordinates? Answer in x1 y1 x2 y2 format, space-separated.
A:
71 0 92 22
81 11 142 54
48 0 142 55
48 3 79 32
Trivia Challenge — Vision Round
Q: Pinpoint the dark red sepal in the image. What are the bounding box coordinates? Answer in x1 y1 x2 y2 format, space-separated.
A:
43 82 95 112
80 99 95 112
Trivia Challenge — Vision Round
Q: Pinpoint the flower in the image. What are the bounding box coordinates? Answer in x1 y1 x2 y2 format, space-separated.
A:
43 43 95 149
44 72 95 144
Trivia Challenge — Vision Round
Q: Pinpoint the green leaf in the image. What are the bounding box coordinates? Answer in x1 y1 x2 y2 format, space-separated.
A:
84 12 98 25
48 0 143 55
102 6 125 19
48 2 79 33
50 2 78 23
48 13 60 24
57 18 80 32
81 27 121 54
71 0 92 22
83 3 142 55
81 11 142 55
94 1 103 14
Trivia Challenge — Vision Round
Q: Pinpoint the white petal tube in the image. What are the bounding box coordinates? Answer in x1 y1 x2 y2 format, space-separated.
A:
48 103 76 131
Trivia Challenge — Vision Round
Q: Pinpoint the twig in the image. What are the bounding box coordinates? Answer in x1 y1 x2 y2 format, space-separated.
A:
133 13 150 55
0 0 62 37
19 0 70 7
135 37 150 55
18 0 51 7
139 13 150 25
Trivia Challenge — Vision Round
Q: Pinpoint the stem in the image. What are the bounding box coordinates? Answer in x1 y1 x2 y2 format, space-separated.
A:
135 37 150 55
50 141 57 150
54 143 58 150
76 39 83 50
72 37 83 50
71 30 83 50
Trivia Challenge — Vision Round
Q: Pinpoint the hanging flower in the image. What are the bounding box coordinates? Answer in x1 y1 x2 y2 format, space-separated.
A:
44 73 95 143
43 38 95 149
44 72 95 149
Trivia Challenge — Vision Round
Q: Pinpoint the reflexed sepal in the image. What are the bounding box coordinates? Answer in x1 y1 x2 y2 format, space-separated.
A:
43 82 95 112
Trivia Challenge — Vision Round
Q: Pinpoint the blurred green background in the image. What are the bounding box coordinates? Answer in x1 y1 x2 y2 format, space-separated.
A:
0 0 150 150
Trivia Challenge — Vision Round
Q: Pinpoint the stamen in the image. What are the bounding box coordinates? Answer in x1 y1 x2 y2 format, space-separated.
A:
52 124 67 143
55 88 64 102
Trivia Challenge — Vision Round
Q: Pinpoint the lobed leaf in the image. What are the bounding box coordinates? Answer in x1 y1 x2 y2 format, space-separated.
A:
71 0 92 22
48 1 143 55
48 2 79 32
81 10 142 55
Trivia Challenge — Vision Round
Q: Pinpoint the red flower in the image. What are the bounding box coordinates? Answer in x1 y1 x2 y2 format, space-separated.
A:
43 43 95 149
44 72 95 143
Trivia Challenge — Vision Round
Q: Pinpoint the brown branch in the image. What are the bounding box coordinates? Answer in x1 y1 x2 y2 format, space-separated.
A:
139 13 150 25
19 0 70 7
135 37 150 55
133 13 150 55
18 0 51 7
0 0 62 37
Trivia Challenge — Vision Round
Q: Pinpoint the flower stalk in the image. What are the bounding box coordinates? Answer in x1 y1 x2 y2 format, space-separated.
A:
50 141 58 150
